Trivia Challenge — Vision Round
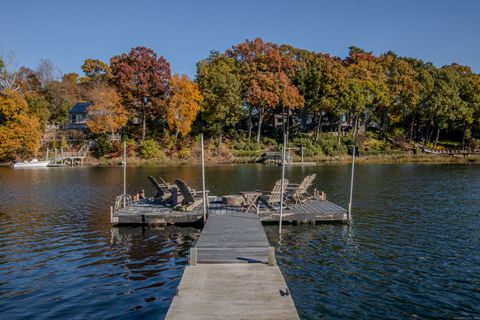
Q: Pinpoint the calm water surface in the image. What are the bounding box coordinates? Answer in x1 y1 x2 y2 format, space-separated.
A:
0 164 479 319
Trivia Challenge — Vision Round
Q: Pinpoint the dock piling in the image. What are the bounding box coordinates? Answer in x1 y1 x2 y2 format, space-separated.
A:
189 247 197 266
268 247 276 266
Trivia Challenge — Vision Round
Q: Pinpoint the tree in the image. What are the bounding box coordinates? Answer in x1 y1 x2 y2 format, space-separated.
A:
0 52 20 92
0 90 42 161
36 59 58 88
110 47 171 141
380 53 421 139
228 38 303 143
166 74 203 138
286 47 346 139
197 51 243 145
86 86 128 135
80 59 110 87
25 93 51 129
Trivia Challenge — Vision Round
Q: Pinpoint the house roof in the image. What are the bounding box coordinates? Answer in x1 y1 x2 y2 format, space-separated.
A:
69 102 93 114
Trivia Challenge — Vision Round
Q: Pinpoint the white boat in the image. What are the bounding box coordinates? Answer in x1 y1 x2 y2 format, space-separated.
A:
12 158 51 168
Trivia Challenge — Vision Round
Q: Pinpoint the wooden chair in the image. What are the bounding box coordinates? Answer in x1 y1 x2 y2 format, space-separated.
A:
147 176 172 200
257 179 289 210
287 174 316 204
175 179 209 211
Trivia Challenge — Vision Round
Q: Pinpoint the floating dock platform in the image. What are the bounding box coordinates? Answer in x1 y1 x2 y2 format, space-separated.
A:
165 212 299 320
111 197 347 225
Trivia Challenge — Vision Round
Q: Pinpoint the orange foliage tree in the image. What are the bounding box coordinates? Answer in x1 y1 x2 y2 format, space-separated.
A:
86 86 128 135
0 89 41 161
166 74 203 138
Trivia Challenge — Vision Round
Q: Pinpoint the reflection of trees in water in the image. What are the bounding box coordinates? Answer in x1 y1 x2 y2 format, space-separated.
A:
110 226 200 277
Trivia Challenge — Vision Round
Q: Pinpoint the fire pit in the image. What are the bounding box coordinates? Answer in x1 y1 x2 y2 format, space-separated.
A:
222 195 244 206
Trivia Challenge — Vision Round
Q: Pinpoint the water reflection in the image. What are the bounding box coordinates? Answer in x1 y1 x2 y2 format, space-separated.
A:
0 164 479 319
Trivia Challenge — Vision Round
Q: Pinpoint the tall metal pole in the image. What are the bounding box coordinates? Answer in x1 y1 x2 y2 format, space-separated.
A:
201 134 207 224
123 141 127 207
279 134 287 235
348 145 355 222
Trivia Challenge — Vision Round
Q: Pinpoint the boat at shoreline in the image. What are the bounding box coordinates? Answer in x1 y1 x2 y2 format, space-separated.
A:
12 159 51 168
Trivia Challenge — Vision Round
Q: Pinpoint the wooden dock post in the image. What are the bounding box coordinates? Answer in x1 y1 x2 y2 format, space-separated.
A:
189 247 197 266
268 246 276 266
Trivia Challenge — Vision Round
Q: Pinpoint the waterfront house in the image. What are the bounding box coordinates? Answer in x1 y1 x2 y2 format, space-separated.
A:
64 102 92 130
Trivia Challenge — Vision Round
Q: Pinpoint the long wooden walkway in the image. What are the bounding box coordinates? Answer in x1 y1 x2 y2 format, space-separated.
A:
165 212 299 320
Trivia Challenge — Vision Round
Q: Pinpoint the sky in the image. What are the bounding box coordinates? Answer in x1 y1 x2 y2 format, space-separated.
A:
1 0 479 77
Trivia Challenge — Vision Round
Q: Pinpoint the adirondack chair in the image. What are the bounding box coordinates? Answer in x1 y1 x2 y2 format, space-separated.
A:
287 174 316 204
148 176 172 200
257 179 289 210
175 179 209 211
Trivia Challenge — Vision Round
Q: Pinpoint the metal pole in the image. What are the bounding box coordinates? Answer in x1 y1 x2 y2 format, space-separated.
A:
201 134 207 223
348 145 355 222
301 146 304 164
279 133 287 235
54 148 57 164
123 141 126 208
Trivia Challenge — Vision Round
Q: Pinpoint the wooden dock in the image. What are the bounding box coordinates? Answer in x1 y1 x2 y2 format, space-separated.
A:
112 198 347 226
165 212 300 320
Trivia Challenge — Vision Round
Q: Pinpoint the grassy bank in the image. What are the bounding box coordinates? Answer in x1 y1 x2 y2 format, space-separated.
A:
81 152 480 166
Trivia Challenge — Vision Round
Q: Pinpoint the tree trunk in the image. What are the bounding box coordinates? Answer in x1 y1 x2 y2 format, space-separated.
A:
409 113 415 140
433 127 440 148
315 108 324 141
256 107 264 144
337 119 342 146
142 109 146 141
461 122 466 150
247 106 253 140
218 128 223 148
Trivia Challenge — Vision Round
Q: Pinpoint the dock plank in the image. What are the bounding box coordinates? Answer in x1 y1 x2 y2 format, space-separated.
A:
166 264 299 320
196 212 270 263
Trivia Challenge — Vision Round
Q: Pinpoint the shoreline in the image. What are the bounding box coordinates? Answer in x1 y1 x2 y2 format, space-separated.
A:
2 154 479 167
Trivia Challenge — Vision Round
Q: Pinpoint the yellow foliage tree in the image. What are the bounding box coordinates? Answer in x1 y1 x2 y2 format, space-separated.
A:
0 90 41 161
166 74 203 137
86 86 128 135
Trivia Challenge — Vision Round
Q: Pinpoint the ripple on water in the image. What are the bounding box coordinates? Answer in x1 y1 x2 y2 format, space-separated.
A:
0 164 479 319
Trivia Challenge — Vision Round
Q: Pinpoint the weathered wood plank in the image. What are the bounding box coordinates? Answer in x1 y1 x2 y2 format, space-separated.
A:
166 264 299 320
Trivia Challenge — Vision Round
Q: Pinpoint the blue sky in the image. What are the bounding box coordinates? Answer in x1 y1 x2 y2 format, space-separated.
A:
1 0 479 77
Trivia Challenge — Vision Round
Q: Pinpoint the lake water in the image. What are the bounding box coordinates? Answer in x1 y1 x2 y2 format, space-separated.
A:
0 164 479 319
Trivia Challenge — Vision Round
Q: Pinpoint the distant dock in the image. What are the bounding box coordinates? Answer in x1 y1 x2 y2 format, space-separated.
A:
165 211 300 320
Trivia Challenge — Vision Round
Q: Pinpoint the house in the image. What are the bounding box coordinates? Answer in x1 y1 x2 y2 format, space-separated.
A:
64 102 92 130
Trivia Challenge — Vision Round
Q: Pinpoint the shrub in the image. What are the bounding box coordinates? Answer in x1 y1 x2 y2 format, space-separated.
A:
94 135 112 157
138 139 160 159
177 147 191 159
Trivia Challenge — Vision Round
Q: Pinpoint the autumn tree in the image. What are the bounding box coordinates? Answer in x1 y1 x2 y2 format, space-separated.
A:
0 90 42 161
286 47 346 139
166 74 203 138
196 51 243 145
80 59 110 87
380 53 421 139
86 86 128 135
110 47 171 141
228 38 303 143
